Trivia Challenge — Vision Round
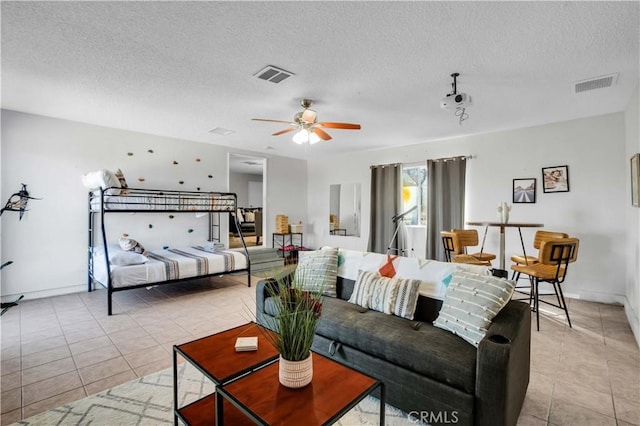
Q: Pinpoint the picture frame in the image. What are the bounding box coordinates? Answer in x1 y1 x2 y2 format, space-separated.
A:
542 165 570 193
631 154 640 207
513 178 536 203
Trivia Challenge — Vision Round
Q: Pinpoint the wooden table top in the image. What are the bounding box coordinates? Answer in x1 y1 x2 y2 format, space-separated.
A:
219 352 380 425
175 323 279 384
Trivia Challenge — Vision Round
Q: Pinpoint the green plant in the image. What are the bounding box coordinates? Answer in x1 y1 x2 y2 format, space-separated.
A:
262 272 323 362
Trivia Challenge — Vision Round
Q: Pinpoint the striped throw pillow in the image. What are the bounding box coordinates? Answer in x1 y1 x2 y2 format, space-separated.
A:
348 270 398 314
392 277 421 320
295 247 339 297
433 270 516 347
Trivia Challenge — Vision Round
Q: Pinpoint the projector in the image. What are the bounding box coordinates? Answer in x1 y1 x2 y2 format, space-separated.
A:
440 92 472 111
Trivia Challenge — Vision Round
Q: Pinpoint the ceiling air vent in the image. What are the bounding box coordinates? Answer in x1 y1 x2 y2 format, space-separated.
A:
254 65 294 84
209 127 235 136
572 73 618 94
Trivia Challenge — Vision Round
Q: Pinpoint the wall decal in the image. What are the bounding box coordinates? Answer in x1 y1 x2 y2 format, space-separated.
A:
148 224 153 229
169 215 175 219
208 175 213 179
127 152 134 156
138 178 145 182
179 181 184 185
195 158 201 162
173 160 179 165
188 229 194 233
148 149 154 154
0 183 41 220
197 187 201 191
163 245 169 249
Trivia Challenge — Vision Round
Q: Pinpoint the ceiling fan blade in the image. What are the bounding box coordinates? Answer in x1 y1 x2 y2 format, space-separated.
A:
312 127 332 141
252 118 294 124
317 122 361 130
272 128 297 136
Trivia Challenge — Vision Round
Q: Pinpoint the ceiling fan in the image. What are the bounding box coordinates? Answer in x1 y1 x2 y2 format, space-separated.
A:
252 99 361 144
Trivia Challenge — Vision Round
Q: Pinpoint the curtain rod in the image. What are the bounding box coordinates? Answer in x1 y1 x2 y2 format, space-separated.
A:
370 163 400 169
432 155 473 162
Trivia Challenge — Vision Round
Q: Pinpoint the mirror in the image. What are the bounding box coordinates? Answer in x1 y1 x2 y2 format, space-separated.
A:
329 183 361 237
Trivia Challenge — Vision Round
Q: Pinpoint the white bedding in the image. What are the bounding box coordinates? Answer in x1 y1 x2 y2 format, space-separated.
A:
93 246 248 289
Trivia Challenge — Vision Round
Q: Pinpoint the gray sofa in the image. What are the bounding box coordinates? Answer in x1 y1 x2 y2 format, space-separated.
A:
256 267 531 426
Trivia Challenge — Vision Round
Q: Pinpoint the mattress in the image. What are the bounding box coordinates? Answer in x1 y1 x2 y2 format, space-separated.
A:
93 246 248 289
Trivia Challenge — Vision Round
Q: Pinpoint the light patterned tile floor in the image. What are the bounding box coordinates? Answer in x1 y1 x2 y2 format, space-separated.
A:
1 276 639 425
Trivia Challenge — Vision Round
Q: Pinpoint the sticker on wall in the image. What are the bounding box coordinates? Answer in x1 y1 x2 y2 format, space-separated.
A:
168 215 175 219
197 187 201 191
163 245 169 250
179 181 184 185
195 158 201 162
148 149 154 154
138 178 145 182
188 229 193 233
148 224 153 229
208 175 213 179
173 160 179 165
122 233 129 237
127 152 134 156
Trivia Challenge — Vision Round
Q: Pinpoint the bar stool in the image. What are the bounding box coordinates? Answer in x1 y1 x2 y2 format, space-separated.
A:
510 230 569 279
510 237 579 330
451 229 497 264
441 231 491 266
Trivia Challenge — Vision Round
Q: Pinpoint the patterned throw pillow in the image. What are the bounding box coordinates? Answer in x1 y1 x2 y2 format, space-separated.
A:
348 270 398 314
391 277 421 320
433 270 516 347
114 169 129 195
118 237 147 255
295 247 339 297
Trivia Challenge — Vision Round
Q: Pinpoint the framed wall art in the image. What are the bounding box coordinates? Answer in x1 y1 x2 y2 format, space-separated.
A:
542 165 570 193
513 178 536 203
632 154 640 207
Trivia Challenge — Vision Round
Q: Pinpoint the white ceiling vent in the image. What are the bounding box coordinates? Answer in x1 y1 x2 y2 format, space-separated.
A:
208 127 235 136
572 73 618 94
253 65 294 84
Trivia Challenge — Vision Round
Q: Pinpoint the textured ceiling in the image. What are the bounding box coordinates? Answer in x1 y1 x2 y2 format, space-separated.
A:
2 1 639 161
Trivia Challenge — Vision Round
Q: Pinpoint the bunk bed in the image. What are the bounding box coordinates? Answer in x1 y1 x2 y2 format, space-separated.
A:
88 187 250 315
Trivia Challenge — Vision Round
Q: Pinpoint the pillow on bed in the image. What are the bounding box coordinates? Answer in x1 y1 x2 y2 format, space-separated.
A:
81 169 122 195
119 237 148 255
94 245 148 266
114 169 129 195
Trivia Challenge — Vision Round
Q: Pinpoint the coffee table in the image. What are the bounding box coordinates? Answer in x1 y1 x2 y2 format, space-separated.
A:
215 352 385 425
173 323 280 425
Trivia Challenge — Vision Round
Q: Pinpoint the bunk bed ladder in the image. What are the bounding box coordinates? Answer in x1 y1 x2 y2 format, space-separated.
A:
209 212 221 243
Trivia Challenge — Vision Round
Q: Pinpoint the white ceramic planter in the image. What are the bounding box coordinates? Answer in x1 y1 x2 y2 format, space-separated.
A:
279 353 313 388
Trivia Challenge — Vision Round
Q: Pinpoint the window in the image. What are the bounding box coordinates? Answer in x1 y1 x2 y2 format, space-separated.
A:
402 164 427 226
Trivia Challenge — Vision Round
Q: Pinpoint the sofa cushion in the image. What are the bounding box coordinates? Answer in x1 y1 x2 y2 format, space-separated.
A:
315 297 478 393
434 270 516 347
295 247 338 297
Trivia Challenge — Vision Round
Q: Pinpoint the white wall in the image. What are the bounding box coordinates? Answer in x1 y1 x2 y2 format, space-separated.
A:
624 85 640 345
0 110 305 300
308 113 629 306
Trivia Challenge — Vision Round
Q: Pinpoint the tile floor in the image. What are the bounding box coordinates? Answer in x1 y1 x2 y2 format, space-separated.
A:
1 275 639 425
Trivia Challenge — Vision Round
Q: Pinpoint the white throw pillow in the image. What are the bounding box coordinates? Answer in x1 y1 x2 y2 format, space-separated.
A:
433 270 516 347
81 169 122 195
94 245 148 266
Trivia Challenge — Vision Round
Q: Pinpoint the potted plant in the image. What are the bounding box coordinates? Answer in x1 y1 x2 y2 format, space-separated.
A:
262 272 324 388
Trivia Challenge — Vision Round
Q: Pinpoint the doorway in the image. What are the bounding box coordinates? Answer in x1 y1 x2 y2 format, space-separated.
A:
228 153 266 249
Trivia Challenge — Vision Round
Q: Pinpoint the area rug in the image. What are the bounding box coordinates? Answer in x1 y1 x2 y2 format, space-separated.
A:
15 361 419 425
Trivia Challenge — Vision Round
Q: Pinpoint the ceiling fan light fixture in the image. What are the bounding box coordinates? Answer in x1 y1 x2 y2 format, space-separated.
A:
309 132 321 144
292 129 309 144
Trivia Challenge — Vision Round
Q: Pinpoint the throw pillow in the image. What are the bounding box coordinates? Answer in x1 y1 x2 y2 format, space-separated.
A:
433 270 516 347
114 169 129 195
348 270 398 314
109 249 149 266
294 247 339 297
81 169 122 195
118 237 147 255
378 254 398 278
392 277 421 320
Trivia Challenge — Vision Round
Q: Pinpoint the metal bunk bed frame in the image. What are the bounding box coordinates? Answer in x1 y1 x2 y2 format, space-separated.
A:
88 187 251 315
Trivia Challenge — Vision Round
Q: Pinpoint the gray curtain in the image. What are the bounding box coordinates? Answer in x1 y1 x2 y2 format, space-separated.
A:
368 163 401 254
426 157 467 261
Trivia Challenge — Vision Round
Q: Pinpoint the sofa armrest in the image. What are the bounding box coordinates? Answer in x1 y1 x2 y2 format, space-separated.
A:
475 300 531 426
255 267 296 328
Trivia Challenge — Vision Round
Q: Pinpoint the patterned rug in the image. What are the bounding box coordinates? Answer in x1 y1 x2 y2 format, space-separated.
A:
15 361 418 425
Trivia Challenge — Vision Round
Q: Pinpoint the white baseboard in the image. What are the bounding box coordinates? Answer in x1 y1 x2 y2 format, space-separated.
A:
1 284 86 303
